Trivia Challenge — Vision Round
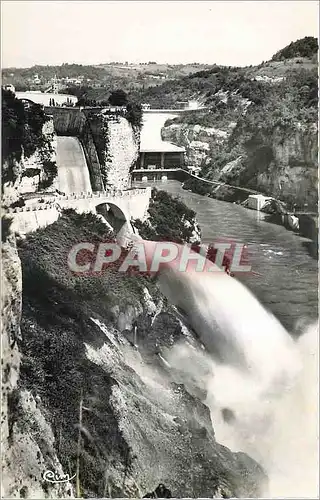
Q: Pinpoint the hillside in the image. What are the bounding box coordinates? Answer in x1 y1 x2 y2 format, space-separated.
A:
271 36 318 61
156 37 318 210
2 62 215 95
129 37 318 108
2 207 265 498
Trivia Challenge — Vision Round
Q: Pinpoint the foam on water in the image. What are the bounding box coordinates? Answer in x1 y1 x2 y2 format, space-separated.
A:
155 259 318 497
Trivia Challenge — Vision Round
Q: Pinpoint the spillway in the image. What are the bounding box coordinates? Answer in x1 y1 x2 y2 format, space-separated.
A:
56 136 92 194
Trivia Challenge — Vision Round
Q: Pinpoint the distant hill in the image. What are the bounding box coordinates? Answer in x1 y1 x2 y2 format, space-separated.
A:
1 62 215 94
271 36 318 61
127 37 317 108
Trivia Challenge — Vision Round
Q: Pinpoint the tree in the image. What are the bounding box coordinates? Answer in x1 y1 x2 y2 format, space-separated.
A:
125 102 143 127
272 36 318 61
108 89 128 106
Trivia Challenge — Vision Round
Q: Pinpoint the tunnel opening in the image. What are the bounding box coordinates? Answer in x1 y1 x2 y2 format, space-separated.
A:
95 203 127 233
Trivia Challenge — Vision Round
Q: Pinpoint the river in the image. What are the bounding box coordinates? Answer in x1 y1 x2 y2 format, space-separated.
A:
134 180 318 334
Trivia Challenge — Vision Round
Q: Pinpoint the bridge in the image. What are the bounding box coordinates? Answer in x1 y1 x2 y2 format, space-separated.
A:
6 188 151 243
15 91 78 107
142 107 207 114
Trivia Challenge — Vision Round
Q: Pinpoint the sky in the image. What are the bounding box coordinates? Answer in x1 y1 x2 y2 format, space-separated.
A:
1 1 319 68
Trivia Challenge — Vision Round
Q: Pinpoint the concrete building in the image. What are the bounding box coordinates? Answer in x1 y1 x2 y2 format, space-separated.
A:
247 194 273 211
33 74 41 84
139 142 185 170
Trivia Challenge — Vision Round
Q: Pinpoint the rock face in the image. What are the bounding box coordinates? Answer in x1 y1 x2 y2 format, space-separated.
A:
2 118 57 206
104 117 139 190
3 212 266 499
162 123 230 169
51 109 139 191
1 237 73 498
216 122 318 209
162 120 318 209
253 124 318 208
1 238 22 461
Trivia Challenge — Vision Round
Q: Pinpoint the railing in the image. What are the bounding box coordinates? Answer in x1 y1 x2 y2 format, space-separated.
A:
4 187 151 214
132 167 262 195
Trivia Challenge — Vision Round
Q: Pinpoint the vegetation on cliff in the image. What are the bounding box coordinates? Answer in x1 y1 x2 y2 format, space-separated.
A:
2 89 57 187
158 38 318 208
17 211 154 497
76 88 143 129
133 188 201 243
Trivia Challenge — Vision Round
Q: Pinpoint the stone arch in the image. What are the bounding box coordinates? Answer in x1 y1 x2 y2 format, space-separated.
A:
95 202 133 245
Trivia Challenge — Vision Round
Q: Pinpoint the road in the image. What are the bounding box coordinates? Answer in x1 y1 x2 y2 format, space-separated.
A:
56 136 92 194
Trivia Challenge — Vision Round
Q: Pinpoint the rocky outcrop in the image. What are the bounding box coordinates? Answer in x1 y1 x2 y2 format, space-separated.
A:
254 123 318 208
1 237 73 498
218 122 318 209
162 118 318 209
1 238 22 464
2 118 57 206
162 122 230 169
104 117 139 190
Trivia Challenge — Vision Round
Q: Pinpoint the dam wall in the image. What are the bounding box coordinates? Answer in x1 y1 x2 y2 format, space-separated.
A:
45 107 86 136
46 107 139 191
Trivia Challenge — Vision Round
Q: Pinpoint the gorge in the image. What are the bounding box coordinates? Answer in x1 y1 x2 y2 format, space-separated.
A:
1 35 318 500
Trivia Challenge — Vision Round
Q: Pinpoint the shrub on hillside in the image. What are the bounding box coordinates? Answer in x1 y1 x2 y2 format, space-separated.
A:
182 178 212 196
272 36 318 61
133 188 200 243
125 102 143 128
108 89 128 106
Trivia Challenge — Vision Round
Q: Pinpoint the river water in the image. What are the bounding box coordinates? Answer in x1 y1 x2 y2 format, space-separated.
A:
134 180 318 334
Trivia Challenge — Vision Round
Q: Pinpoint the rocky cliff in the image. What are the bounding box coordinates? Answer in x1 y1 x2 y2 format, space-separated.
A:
104 116 139 190
1 237 73 498
162 122 231 169
154 45 318 210
0 210 266 498
50 108 139 191
163 117 318 209
2 117 57 207
227 122 318 208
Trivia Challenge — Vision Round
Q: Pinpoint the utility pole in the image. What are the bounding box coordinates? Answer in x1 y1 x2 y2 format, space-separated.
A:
76 389 83 498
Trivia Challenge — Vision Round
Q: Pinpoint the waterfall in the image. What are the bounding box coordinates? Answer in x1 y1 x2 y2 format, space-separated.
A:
137 239 319 497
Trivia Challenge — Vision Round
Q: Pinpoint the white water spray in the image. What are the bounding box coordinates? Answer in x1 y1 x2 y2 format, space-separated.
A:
156 264 318 498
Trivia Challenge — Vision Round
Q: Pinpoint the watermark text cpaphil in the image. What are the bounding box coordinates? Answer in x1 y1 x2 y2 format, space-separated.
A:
67 240 252 275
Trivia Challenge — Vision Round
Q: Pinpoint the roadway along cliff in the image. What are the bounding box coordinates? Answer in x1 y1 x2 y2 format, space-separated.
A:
56 136 92 194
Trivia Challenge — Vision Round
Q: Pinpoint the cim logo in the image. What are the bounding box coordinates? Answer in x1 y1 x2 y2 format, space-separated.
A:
42 470 76 484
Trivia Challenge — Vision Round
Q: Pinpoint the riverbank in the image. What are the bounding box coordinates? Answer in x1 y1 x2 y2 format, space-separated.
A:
137 172 318 250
